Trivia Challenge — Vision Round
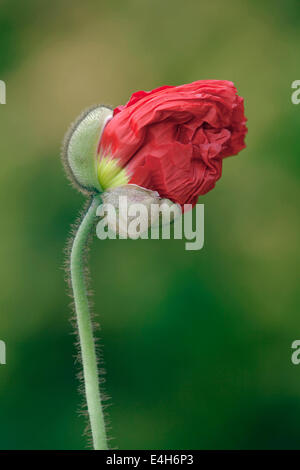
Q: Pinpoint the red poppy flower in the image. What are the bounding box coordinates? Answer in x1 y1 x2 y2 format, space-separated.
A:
98 80 247 207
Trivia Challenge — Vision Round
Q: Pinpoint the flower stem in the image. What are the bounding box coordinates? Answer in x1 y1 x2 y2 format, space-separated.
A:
70 194 108 450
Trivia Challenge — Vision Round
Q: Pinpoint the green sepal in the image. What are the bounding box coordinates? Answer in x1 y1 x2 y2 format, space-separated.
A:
63 105 113 193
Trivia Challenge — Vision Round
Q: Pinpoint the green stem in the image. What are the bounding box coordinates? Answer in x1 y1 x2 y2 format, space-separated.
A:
70 194 108 450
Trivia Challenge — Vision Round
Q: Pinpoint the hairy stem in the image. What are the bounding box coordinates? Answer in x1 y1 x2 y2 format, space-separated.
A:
70 194 108 450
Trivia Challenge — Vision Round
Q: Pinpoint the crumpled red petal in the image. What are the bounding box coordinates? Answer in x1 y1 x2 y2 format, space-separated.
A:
100 80 247 207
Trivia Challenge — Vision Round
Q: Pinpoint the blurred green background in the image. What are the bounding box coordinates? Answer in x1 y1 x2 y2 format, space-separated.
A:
0 0 299 450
